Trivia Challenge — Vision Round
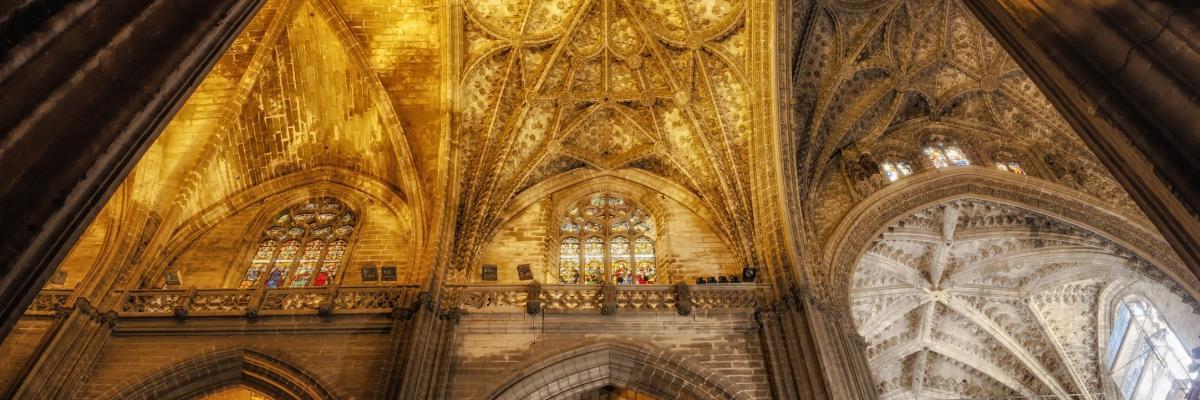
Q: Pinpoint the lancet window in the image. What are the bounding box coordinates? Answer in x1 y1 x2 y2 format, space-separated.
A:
1104 297 1197 399
923 136 971 168
558 194 656 285
240 197 356 288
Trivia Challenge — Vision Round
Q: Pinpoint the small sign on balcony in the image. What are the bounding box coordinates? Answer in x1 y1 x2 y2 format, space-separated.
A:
361 265 378 281
380 265 397 281
481 265 498 281
517 264 533 281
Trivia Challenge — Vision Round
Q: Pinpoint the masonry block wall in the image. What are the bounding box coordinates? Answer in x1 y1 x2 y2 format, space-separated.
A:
74 320 391 399
446 309 771 399
0 318 53 394
478 196 742 284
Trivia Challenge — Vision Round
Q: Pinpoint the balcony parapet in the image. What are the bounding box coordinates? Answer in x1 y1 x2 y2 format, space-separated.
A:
441 283 768 315
115 285 420 318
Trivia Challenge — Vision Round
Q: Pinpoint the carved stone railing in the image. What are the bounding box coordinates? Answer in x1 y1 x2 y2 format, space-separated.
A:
117 285 420 318
443 283 768 315
24 289 74 316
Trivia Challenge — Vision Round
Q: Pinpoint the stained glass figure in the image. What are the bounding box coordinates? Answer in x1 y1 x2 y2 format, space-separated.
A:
557 194 657 285
923 136 970 168
240 197 357 288
559 238 581 284
317 240 346 287
290 239 323 287
879 160 913 182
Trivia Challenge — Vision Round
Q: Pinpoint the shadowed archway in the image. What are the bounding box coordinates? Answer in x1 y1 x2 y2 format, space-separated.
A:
99 348 336 400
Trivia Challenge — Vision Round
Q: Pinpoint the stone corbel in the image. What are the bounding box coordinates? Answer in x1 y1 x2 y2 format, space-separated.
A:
674 283 693 316
525 281 543 315
600 282 617 316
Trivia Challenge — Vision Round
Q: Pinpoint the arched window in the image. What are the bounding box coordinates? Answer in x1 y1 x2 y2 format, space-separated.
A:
878 159 914 182
923 136 970 168
239 197 356 288
992 152 1026 175
558 194 656 285
1104 297 1197 399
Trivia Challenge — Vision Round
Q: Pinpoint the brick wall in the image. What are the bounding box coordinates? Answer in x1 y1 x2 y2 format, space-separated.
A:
447 310 771 399
173 203 264 287
344 201 417 285
0 317 53 393
477 196 742 284
75 327 391 399
478 201 550 283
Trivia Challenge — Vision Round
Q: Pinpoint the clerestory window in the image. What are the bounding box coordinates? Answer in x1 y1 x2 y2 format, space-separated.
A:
240 197 356 288
557 194 656 285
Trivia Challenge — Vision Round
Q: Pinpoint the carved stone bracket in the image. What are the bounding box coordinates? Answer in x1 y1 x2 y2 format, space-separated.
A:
525 281 543 315
600 283 617 316
674 283 693 316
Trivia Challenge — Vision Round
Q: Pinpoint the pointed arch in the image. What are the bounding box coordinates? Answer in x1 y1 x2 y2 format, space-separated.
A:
824 168 1199 307
486 340 749 400
99 348 335 400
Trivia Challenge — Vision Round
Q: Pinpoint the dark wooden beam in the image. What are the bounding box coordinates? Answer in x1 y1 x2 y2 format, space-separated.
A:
0 0 264 339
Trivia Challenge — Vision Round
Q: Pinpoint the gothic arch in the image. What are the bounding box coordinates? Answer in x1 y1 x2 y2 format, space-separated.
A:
823 168 1199 307
150 167 417 280
99 348 336 400
486 340 749 400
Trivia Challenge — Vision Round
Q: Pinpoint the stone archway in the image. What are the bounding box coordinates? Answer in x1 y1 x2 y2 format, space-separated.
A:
822 168 1200 308
486 341 748 400
99 348 336 400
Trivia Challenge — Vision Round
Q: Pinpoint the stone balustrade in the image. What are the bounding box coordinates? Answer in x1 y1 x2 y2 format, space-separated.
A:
443 283 768 316
26 283 768 320
116 285 421 318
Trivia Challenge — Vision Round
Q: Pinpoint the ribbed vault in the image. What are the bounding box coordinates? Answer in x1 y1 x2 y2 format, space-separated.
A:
850 199 1186 399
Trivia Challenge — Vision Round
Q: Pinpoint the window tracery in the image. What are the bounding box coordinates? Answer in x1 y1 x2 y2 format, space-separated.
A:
240 197 356 288
1104 297 1197 399
991 151 1026 175
557 194 656 285
878 159 914 182
923 136 971 168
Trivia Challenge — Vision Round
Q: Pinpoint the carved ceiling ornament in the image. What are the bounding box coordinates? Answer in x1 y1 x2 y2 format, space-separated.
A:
850 199 1197 399
453 0 761 272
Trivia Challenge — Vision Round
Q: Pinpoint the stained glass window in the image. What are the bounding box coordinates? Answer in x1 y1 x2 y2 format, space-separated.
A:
879 159 914 182
1104 297 1197 399
239 197 357 288
923 136 970 168
557 194 657 285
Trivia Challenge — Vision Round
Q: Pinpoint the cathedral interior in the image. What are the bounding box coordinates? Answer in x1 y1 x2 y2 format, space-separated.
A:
1 0 1199 399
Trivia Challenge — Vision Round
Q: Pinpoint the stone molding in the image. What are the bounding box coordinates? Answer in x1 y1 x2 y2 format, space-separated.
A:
98 347 336 400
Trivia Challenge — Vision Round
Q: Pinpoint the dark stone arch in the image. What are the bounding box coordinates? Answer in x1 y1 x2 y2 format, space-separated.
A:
99 348 336 400
486 340 749 400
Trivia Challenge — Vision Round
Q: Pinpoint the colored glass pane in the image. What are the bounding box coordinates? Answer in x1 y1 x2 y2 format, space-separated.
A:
316 240 346 287
557 194 656 285
241 197 356 288
290 239 323 287
559 238 581 284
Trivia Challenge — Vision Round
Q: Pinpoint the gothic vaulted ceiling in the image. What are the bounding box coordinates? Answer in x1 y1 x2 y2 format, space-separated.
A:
449 0 774 275
789 0 1143 250
851 200 1193 399
124 0 446 241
